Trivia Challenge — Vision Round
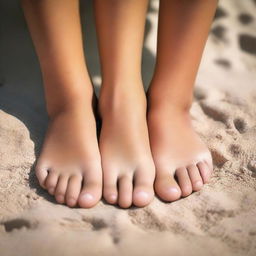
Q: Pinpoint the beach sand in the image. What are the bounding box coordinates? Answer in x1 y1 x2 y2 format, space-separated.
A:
0 0 256 255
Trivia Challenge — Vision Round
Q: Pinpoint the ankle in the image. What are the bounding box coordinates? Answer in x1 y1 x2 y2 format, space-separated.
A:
148 93 192 121
148 86 193 114
47 94 94 120
99 79 146 116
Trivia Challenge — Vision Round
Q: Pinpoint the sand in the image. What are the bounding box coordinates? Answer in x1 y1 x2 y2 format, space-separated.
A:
0 0 256 255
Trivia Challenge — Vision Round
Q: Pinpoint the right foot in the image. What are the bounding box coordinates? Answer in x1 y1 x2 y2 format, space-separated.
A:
99 81 155 208
35 99 102 208
147 87 213 202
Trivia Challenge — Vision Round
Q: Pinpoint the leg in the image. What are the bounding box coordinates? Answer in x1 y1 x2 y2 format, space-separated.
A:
21 0 102 208
147 0 217 201
93 0 155 208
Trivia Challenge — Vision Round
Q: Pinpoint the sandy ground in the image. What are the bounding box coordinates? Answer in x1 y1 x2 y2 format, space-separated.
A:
0 0 256 255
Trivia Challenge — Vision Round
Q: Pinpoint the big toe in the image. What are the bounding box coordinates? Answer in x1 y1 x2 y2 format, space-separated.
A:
78 182 102 208
133 169 154 207
155 172 181 202
78 166 102 208
133 188 153 207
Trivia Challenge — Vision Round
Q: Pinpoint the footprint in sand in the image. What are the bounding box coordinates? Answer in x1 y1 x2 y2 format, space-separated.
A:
1 218 38 232
210 149 229 168
128 208 167 232
199 101 229 125
233 118 248 133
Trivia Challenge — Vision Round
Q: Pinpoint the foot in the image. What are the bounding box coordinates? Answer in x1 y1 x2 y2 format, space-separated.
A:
35 99 102 208
147 95 213 202
99 81 155 208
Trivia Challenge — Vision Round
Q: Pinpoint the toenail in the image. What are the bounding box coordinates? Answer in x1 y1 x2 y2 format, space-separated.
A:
168 187 179 194
109 194 117 201
195 180 203 188
136 191 149 199
80 193 94 201
67 198 76 206
56 195 64 203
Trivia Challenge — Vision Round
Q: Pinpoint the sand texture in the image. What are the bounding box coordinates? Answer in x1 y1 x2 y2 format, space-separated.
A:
0 0 256 255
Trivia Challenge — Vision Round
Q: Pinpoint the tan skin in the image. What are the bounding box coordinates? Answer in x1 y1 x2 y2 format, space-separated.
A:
93 0 155 208
21 0 217 208
21 0 102 208
148 0 217 201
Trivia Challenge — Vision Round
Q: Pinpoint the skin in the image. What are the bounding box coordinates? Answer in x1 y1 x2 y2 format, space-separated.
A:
21 0 217 208
147 0 218 201
93 0 155 208
21 0 102 208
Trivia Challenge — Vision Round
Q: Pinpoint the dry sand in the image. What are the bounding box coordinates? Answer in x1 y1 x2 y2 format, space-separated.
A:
0 0 256 255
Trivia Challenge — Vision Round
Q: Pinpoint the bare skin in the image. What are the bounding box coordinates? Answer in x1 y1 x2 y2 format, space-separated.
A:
147 0 217 201
21 0 102 208
94 0 155 208
22 0 217 209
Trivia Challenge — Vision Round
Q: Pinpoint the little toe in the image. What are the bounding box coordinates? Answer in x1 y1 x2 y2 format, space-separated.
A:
54 175 69 204
155 172 181 202
133 169 154 207
35 163 49 189
176 167 193 197
197 161 212 184
187 164 203 191
103 171 118 204
66 175 83 207
118 175 133 208
45 170 59 195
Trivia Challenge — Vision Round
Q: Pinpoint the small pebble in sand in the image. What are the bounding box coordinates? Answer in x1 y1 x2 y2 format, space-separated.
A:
247 160 256 172
239 166 247 173
216 134 223 139
226 129 237 136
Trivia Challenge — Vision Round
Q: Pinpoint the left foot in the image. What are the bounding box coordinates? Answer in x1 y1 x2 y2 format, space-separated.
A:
147 92 213 202
99 80 155 208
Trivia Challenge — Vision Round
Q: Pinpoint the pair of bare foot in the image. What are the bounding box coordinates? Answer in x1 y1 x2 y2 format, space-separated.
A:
20 0 216 209
36 78 213 208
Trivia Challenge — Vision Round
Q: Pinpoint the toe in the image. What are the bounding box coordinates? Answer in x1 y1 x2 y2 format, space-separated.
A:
118 175 133 208
35 163 49 189
133 169 154 207
54 175 69 204
197 161 212 183
154 171 181 202
78 167 102 208
78 182 102 208
103 170 118 204
66 174 83 207
176 167 193 197
187 164 203 191
45 170 59 195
